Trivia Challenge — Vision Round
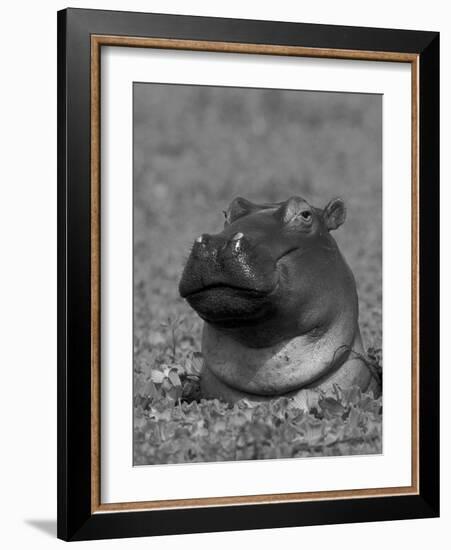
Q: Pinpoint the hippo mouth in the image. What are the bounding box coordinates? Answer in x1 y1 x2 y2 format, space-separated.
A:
179 245 303 327
181 280 278 326
180 281 274 299
179 246 297 300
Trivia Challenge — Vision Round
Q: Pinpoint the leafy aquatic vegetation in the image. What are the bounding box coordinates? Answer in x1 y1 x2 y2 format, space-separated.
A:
134 348 382 465
133 314 382 464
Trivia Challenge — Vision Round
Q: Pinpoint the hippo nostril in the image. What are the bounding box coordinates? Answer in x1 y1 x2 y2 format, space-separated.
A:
194 234 210 246
230 233 245 253
192 234 211 257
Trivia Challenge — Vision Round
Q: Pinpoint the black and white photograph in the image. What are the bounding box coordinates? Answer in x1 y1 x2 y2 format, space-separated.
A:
133 83 383 465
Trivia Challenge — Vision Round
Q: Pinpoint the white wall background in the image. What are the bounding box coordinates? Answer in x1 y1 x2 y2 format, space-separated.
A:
0 1 447 548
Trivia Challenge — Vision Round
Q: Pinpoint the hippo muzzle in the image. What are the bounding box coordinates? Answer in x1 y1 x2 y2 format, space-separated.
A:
179 228 293 327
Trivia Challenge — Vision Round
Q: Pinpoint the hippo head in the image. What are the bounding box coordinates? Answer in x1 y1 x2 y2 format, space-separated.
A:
179 196 354 348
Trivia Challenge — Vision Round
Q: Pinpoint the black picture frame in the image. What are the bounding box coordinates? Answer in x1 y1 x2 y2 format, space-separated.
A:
57 7 439 542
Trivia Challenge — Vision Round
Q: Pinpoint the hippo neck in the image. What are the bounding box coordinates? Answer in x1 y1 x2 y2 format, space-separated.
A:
201 306 365 397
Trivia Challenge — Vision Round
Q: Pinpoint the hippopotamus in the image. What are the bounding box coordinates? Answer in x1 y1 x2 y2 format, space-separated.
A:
179 196 376 408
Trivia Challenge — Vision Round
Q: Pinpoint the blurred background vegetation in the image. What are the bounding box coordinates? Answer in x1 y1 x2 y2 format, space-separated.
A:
133 84 382 465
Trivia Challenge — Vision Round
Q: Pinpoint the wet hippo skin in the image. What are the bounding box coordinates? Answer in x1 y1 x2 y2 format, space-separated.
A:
179 196 375 407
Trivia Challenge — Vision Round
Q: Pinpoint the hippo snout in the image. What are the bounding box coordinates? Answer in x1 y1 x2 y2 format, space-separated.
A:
179 231 278 297
179 230 278 326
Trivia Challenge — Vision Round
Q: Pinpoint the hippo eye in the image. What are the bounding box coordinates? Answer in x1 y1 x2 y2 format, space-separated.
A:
301 210 312 221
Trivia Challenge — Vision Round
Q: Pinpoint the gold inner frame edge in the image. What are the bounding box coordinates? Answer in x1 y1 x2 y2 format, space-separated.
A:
90 35 420 514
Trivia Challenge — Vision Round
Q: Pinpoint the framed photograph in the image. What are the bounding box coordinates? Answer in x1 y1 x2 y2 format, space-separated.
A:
57 8 439 541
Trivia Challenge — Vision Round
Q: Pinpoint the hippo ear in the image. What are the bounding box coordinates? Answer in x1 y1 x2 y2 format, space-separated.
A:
323 198 346 231
224 197 255 225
